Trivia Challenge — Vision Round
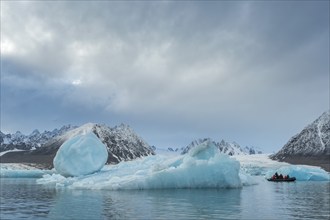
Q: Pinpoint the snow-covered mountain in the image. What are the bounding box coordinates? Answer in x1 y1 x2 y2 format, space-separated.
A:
181 138 262 156
92 123 155 163
0 125 78 152
151 146 186 156
241 146 263 155
0 123 155 166
270 111 330 171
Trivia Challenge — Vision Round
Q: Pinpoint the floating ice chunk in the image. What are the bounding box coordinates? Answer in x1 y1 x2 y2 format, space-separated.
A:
39 141 243 189
37 173 75 187
53 132 108 177
266 165 330 181
239 172 258 186
0 169 53 178
0 163 54 178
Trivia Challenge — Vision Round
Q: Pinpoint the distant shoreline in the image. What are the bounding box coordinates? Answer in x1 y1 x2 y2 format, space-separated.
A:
0 151 54 170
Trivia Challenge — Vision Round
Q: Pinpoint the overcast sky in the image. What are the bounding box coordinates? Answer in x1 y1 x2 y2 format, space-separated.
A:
1 1 329 152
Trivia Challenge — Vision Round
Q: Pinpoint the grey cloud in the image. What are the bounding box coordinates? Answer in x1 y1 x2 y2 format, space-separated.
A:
1 1 329 152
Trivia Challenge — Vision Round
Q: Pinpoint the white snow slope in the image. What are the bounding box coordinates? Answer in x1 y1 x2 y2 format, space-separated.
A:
273 110 330 158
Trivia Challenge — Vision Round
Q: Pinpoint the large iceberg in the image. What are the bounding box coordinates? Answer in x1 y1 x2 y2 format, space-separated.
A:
53 132 108 177
38 141 243 189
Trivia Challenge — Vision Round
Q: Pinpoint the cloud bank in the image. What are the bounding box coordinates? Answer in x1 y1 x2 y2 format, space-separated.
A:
1 1 329 152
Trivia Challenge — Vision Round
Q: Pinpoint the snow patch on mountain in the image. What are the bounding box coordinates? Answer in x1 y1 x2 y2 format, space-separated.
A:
0 149 25 157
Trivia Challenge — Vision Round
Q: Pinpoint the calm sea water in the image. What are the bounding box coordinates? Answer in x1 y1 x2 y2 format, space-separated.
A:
1 177 329 220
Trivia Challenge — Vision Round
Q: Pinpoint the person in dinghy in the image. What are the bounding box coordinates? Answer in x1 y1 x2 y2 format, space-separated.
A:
267 172 296 182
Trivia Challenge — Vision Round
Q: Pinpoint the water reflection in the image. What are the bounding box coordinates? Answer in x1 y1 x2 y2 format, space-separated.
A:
46 187 242 219
283 182 330 219
240 179 330 220
48 189 104 219
0 178 56 219
1 178 329 220
101 189 242 220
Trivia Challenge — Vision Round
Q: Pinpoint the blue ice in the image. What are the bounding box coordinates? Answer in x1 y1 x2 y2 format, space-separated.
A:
38 141 243 189
266 165 330 181
53 132 108 177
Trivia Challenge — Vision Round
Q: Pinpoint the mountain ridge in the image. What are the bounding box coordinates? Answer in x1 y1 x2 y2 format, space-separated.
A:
0 123 155 168
270 110 330 171
181 138 262 156
0 125 78 152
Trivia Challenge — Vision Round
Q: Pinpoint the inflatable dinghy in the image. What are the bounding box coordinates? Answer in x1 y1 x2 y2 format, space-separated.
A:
267 177 296 182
